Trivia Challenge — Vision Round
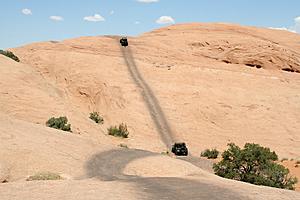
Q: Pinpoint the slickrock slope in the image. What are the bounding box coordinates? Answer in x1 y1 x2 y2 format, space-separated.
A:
1 23 300 198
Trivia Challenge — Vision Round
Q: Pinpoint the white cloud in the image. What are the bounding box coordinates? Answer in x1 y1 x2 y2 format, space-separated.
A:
22 8 32 15
84 14 105 22
269 27 296 33
294 16 300 23
110 10 114 15
137 0 159 3
292 16 300 33
50 16 64 21
135 21 140 25
269 16 300 34
156 16 175 24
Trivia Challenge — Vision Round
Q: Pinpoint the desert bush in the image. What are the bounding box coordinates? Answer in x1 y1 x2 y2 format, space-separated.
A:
201 148 219 159
108 123 129 138
46 116 71 132
0 50 20 62
89 112 104 124
213 143 298 190
119 143 128 148
161 150 170 155
26 172 62 181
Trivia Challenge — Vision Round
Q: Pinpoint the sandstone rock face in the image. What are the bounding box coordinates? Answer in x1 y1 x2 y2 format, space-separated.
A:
0 23 300 197
141 23 300 73
189 39 300 72
6 22 300 159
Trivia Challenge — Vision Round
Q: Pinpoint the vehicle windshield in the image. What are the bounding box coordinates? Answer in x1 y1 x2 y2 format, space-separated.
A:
174 143 185 147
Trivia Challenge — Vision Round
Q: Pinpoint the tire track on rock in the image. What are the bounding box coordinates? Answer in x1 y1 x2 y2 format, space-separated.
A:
118 42 176 148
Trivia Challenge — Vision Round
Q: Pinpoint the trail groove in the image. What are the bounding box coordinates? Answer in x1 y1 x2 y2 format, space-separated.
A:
119 43 176 148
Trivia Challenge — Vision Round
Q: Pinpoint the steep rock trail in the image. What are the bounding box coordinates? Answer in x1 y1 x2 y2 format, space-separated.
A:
82 40 248 199
117 38 216 171
118 41 176 149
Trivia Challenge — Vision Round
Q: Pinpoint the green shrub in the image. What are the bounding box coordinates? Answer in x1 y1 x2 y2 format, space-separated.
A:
0 50 20 62
26 172 62 181
201 148 219 159
119 143 128 148
89 112 104 124
213 143 298 190
108 123 129 138
46 116 71 132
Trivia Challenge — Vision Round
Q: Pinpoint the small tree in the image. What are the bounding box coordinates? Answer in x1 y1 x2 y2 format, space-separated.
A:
89 112 104 124
201 148 219 159
213 143 298 190
46 116 71 132
108 123 129 138
0 50 20 62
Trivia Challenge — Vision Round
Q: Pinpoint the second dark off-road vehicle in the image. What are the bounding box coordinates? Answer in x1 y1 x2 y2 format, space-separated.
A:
120 37 128 47
172 143 188 156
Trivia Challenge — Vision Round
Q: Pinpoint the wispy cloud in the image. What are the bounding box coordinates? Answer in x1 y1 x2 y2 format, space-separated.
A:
50 16 64 21
135 21 141 25
137 0 159 3
269 16 300 34
269 27 296 33
84 14 105 22
110 10 114 15
156 16 175 24
22 8 32 15
291 16 300 33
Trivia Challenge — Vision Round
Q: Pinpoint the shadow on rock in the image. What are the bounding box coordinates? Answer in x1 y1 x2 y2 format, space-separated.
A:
134 177 249 200
85 149 249 200
85 149 155 181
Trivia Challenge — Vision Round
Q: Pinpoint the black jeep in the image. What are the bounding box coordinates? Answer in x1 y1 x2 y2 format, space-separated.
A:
120 37 128 47
171 142 188 156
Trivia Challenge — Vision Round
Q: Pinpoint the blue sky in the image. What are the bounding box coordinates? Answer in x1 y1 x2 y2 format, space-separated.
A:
0 0 299 49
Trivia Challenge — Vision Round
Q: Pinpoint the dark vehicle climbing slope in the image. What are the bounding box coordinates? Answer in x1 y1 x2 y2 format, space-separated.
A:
172 143 188 156
120 37 128 47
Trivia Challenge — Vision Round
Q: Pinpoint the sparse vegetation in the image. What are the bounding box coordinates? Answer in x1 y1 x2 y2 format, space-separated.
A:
161 150 170 155
0 50 20 62
201 148 219 159
46 116 71 132
119 143 128 148
108 123 129 138
281 158 288 162
26 172 62 181
89 112 104 124
213 143 298 190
